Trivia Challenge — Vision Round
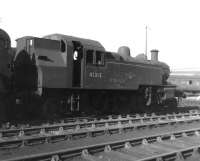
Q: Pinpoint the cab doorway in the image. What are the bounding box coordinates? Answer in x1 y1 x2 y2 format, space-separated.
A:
72 41 83 87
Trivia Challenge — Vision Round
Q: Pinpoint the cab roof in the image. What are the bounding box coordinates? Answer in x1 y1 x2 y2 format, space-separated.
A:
44 34 105 51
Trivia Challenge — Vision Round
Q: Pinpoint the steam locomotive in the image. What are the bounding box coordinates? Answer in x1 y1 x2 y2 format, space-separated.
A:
0 28 177 121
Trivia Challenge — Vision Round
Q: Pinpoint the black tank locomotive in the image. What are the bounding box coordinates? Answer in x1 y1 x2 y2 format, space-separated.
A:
0 29 177 121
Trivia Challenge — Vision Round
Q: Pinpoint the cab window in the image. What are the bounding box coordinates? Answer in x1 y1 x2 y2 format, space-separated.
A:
86 50 94 65
86 50 105 66
95 51 104 65
34 38 60 51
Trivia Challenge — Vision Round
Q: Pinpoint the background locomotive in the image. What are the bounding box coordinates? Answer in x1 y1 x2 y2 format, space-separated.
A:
0 28 177 122
0 29 14 121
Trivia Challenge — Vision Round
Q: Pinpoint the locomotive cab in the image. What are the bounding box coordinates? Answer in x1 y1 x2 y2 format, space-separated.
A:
14 36 103 90
14 37 72 94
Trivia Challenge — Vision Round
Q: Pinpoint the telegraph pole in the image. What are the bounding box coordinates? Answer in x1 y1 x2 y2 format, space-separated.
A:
145 25 148 59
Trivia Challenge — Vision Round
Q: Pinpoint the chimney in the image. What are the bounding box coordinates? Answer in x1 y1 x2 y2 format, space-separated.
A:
151 49 159 61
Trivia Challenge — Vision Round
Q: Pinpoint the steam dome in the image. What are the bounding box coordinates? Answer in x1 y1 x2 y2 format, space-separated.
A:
118 46 130 59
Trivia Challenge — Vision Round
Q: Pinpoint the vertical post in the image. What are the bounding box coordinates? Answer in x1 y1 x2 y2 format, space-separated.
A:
145 25 148 59
70 94 73 111
77 95 80 111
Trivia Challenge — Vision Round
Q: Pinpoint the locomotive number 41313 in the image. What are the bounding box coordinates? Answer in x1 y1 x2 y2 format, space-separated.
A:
89 72 102 78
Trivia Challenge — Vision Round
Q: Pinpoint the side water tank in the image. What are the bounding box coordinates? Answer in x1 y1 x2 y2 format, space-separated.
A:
118 46 130 60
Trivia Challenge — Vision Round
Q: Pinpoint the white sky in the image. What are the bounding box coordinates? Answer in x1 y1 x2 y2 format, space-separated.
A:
0 0 200 70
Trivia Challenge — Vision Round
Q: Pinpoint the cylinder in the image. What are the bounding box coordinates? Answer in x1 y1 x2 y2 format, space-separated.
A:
151 49 159 61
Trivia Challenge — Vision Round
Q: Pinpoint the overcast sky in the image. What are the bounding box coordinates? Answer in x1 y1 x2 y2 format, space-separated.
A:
0 0 199 70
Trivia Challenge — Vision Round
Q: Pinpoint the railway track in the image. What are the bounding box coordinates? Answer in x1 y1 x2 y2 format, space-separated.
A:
2 123 200 161
1 112 199 137
0 112 200 150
